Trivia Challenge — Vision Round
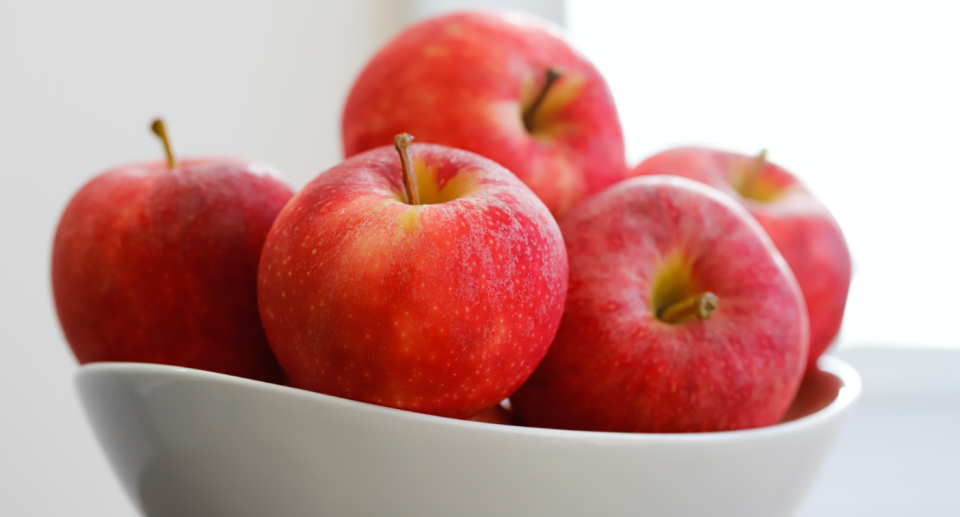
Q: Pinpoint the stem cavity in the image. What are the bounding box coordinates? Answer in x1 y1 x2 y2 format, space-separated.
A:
658 292 719 324
740 149 767 199
150 119 177 169
394 133 420 205
522 68 562 132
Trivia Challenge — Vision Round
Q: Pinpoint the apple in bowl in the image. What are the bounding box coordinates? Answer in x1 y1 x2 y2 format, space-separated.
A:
68 147 860 517
342 10 627 217
52 120 293 382
630 148 852 368
257 135 568 419
512 176 809 432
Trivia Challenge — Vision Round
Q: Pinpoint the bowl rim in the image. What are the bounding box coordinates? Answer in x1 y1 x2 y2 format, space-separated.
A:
76 354 861 444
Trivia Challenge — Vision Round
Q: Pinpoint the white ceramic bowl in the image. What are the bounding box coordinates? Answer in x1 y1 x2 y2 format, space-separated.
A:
76 356 860 517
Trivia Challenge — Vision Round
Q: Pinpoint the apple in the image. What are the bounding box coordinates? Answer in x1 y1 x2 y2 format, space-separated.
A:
341 10 627 218
257 135 568 419
52 120 293 382
511 176 809 433
629 148 851 368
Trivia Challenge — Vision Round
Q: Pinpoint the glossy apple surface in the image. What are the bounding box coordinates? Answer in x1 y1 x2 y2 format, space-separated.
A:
52 157 294 382
258 142 568 419
512 176 809 432
630 147 851 368
342 10 627 217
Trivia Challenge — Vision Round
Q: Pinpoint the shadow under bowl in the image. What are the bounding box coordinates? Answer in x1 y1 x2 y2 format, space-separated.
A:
76 355 860 517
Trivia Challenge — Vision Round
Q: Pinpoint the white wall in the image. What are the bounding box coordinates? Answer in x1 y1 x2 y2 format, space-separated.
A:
412 0 565 25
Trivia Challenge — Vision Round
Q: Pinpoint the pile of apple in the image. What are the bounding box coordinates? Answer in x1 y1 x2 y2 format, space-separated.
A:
52 11 850 433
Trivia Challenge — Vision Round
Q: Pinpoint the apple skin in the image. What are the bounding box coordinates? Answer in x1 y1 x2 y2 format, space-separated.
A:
342 10 627 218
257 143 568 419
511 176 809 433
629 148 851 369
52 158 294 383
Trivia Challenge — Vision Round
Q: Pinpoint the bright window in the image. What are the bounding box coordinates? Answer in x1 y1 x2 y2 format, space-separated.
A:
567 0 960 349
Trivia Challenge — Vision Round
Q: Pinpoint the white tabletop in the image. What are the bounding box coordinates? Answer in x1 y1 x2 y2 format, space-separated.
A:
797 347 960 516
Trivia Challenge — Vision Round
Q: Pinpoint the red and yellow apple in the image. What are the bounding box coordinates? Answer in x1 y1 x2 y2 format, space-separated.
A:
52 120 293 382
342 10 627 218
511 176 809 433
630 148 851 368
257 137 568 419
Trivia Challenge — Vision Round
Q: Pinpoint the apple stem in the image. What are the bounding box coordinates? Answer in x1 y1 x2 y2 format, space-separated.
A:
658 292 719 324
740 149 767 198
150 119 177 169
394 133 420 205
523 68 562 132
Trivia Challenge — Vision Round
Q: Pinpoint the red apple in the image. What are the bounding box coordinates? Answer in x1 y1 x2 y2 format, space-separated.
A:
257 136 568 419
52 120 293 382
511 176 809 432
629 148 851 368
342 10 627 218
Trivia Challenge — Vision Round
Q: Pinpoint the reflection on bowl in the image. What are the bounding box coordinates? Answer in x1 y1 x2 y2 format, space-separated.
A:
76 356 860 517
781 365 845 423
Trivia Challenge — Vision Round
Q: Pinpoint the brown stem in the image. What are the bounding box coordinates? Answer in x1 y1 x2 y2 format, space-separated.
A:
740 149 767 198
658 292 719 324
394 133 419 205
522 68 562 132
150 119 177 169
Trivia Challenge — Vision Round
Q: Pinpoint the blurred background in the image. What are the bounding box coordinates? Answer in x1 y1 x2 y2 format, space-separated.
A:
1 0 957 514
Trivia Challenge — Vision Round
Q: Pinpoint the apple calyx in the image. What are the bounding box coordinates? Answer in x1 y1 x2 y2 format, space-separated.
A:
522 68 562 133
150 119 177 169
394 133 420 205
658 292 719 324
